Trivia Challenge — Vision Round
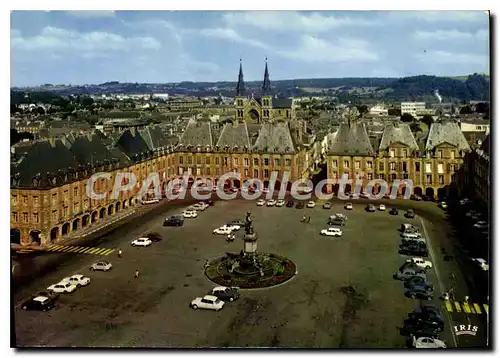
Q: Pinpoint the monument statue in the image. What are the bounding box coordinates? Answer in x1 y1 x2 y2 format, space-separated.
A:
245 211 254 235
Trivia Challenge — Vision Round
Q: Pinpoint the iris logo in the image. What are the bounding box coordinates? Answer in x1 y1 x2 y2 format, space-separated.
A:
454 324 479 336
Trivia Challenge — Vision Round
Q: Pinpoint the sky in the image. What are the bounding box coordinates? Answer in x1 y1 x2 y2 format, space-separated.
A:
10 10 490 86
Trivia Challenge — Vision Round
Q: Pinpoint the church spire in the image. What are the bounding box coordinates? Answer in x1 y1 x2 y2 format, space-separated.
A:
262 57 271 95
236 58 246 96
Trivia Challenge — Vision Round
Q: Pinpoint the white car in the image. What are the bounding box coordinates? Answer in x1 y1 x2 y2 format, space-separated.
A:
276 199 285 207
379 204 386 211
213 227 233 235
267 199 277 207
256 199 266 206
320 228 343 237
190 295 225 311
439 201 448 209
412 336 446 349
406 257 433 269
345 203 353 210
198 202 209 210
190 203 206 211
307 201 316 208
47 281 77 294
131 238 152 247
474 221 488 229
90 261 112 271
182 210 198 218
60 274 91 287
472 258 489 271
220 224 240 231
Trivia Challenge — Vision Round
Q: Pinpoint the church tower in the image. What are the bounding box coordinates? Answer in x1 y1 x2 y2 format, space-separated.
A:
261 58 273 121
235 59 246 122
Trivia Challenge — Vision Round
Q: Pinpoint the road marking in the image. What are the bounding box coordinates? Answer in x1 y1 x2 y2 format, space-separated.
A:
94 248 109 255
455 301 462 312
474 303 482 314
483 304 488 314
60 246 74 252
462 303 471 313
81 248 94 254
445 301 453 312
75 247 89 253
420 217 458 348
46 245 62 251
101 249 115 256
67 246 81 253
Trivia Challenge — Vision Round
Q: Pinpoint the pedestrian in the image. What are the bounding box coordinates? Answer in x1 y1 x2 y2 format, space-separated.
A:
118 249 122 258
465 295 469 302
302 215 306 222
134 269 139 279
307 216 311 223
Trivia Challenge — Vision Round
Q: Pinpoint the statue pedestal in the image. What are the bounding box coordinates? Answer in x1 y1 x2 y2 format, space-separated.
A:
243 233 258 255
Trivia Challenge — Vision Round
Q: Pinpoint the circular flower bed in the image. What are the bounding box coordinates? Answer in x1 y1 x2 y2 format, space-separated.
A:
205 252 297 289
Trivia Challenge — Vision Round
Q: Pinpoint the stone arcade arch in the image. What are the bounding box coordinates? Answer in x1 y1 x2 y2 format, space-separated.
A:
332 184 340 195
263 180 270 189
91 211 98 223
10 228 21 245
29 230 41 245
61 222 70 236
82 215 90 228
437 188 447 199
286 182 293 192
414 187 423 196
72 218 80 232
99 207 106 219
108 204 114 216
50 227 60 242
425 187 435 197
122 200 128 209
129 198 134 206
274 180 281 192
115 202 121 213
233 179 241 188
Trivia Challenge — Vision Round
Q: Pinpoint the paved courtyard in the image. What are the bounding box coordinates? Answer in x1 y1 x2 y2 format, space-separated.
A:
13 197 479 348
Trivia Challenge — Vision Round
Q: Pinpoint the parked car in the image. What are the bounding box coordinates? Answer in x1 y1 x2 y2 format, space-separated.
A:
366 204 376 212
401 223 419 233
256 199 266 206
400 321 441 338
21 296 56 312
399 245 429 257
471 258 489 271
307 201 316 208
90 261 112 271
405 209 415 218
47 281 77 294
295 202 305 209
379 204 386 211
408 305 444 331
131 238 152 247
182 210 198 218
323 202 332 209
276 199 286 207
404 276 432 289
35 291 59 301
220 224 241 231
394 267 426 281
328 214 347 226
227 220 245 227
146 232 163 242
286 200 294 207
189 203 206 211
163 215 184 227
405 286 433 300
320 227 343 237
190 295 225 311
474 221 488 229
345 202 353 210
412 336 446 349
208 286 240 302
60 274 91 287
266 199 277 207
389 208 399 215
406 257 432 269
438 201 448 209
213 227 233 235
198 202 209 210
201 199 214 206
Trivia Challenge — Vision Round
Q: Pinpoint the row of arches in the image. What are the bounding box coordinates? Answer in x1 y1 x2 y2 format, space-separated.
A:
11 197 138 246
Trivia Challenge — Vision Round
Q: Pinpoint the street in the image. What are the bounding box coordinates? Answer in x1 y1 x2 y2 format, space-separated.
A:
12 196 488 348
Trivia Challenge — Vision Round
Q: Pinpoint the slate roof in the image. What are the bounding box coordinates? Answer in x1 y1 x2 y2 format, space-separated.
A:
177 119 214 148
139 125 177 149
246 124 262 146
379 123 419 151
69 133 114 165
252 122 296 153
327 123 374 156
425 122 471 152
216 123 251 148
115 129 151 158
11 139 79 187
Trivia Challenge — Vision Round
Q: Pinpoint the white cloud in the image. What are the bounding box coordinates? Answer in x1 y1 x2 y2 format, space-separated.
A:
200 28 269 49
416 50 489 66
11 26 161 53
414 29 489 41
276 36 379 63
222 11 379 32
388 11 487 23
65 11 116 18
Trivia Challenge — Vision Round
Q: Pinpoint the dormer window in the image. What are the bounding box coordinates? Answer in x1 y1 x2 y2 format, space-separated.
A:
196 145 201 152
233 145 239 152
243 146 248 152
